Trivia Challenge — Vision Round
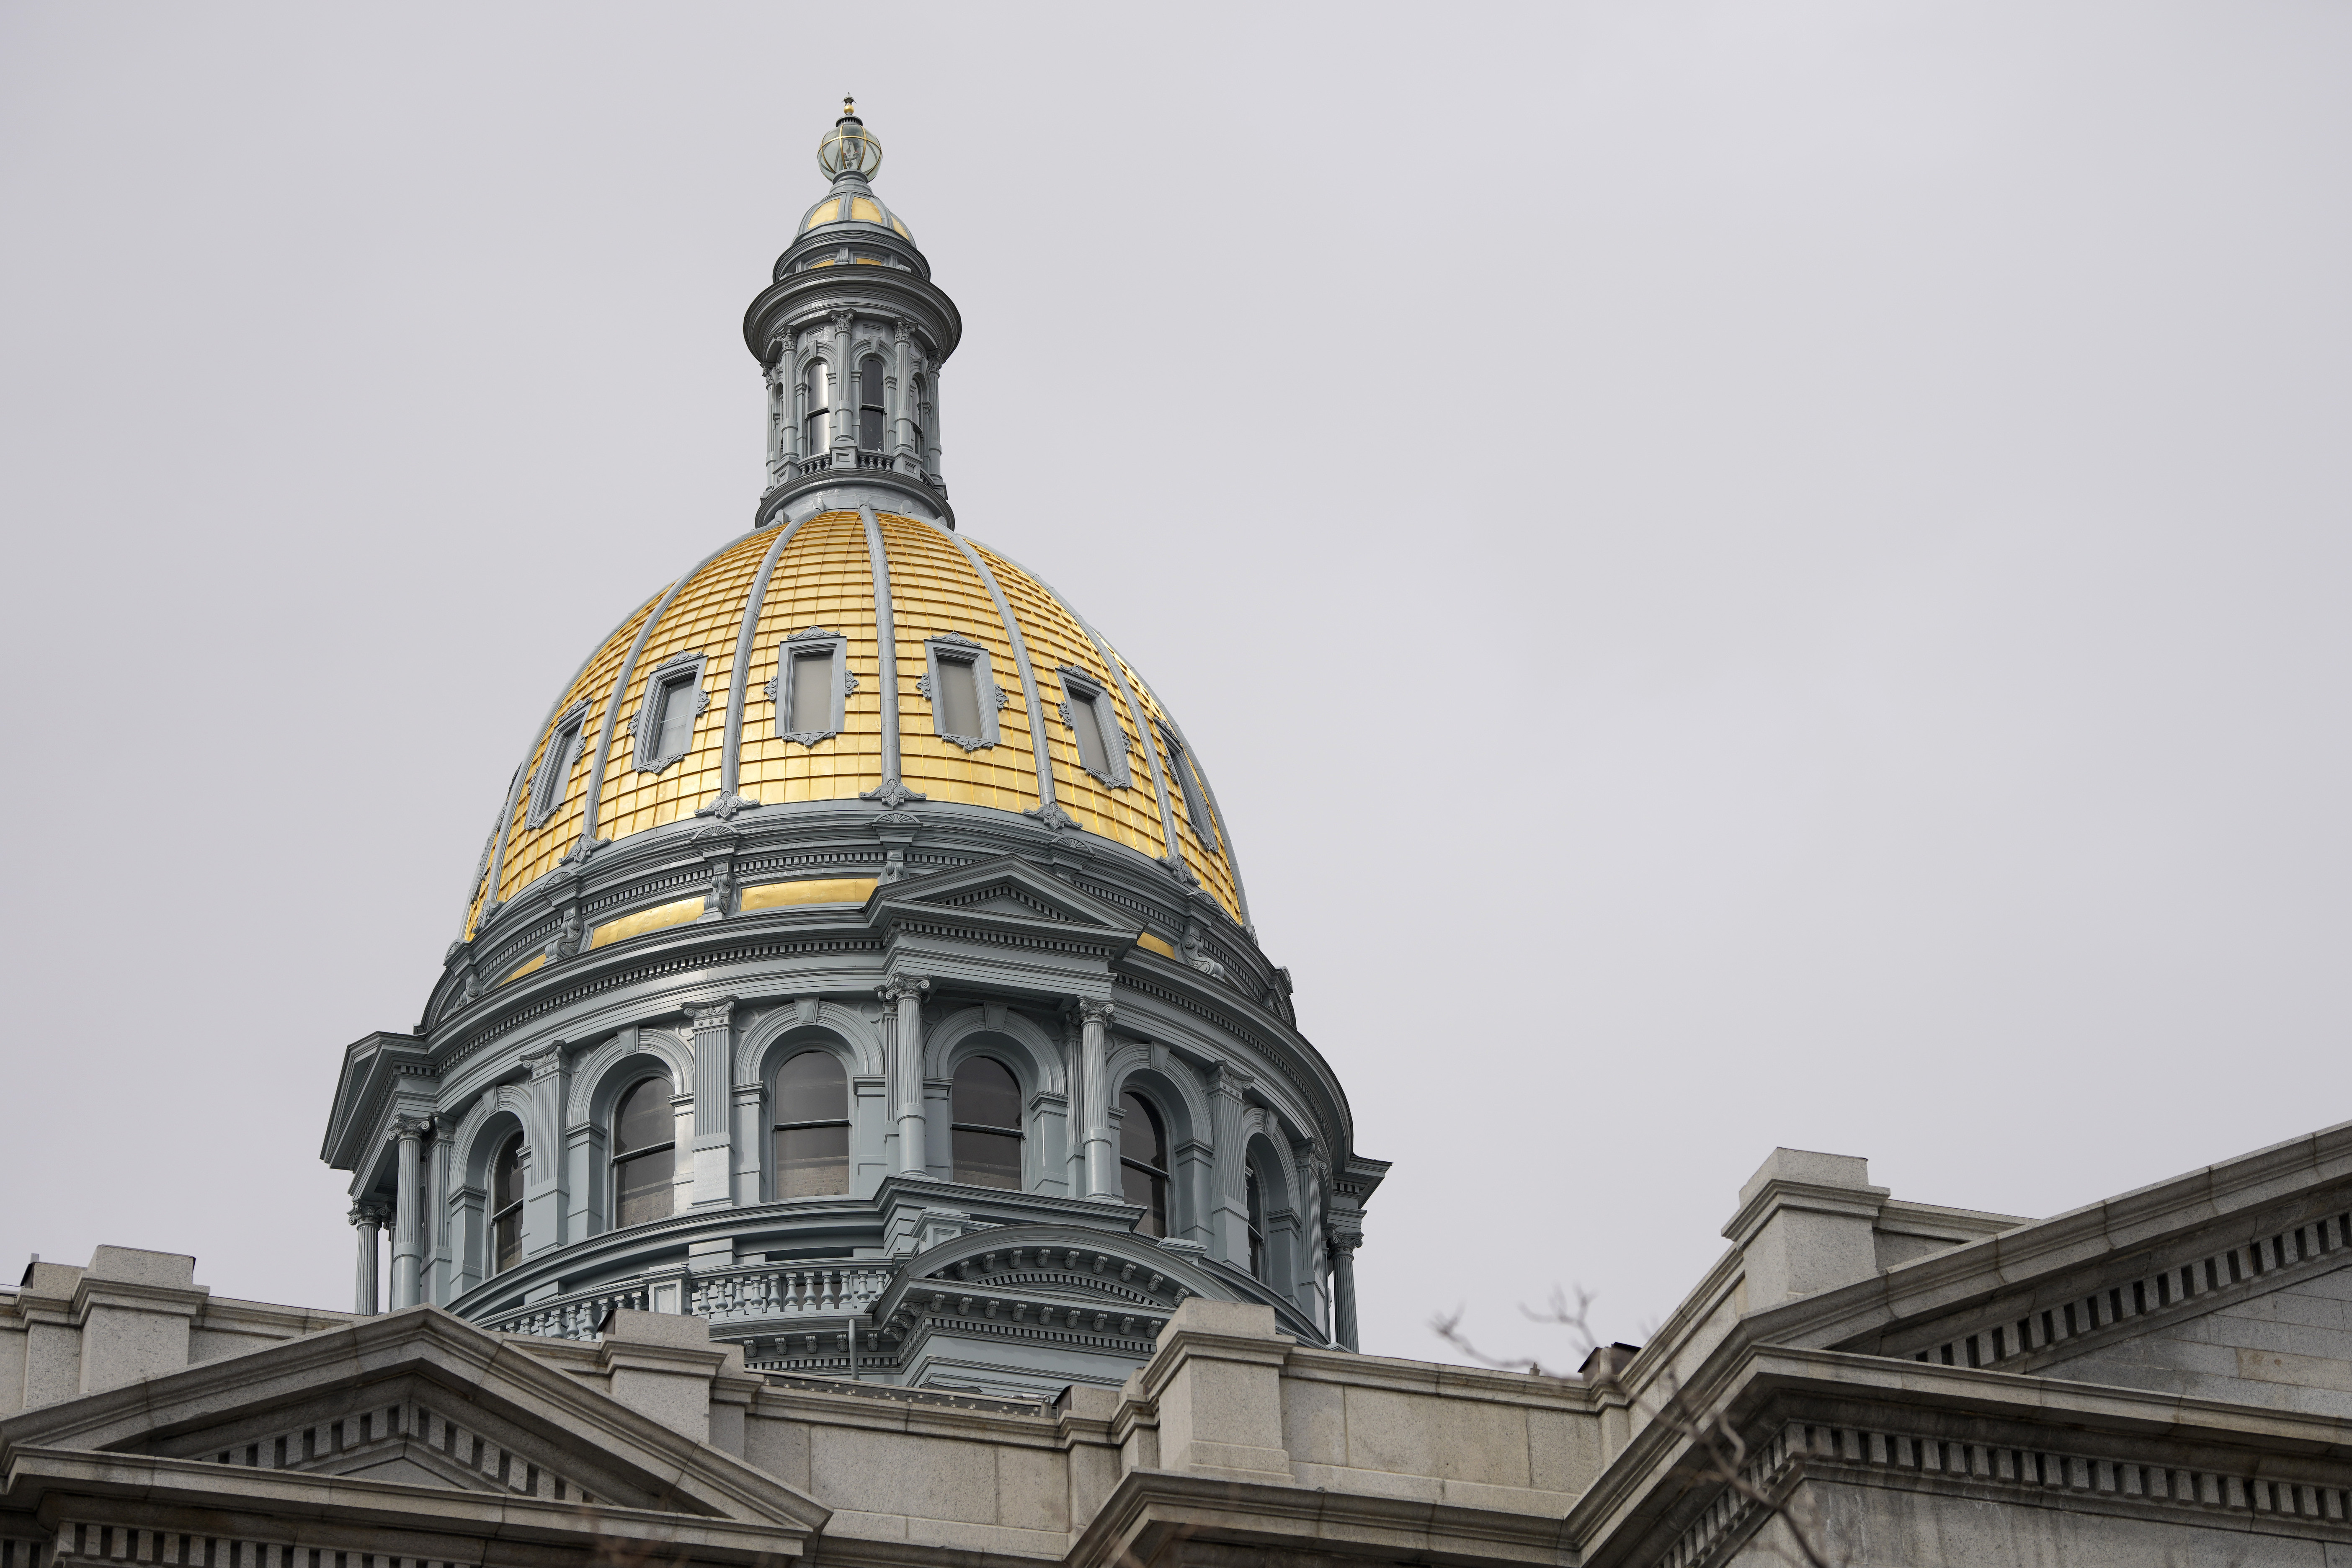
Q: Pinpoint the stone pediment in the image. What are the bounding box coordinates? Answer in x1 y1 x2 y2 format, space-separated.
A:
875 856 1135 936
0 1306 826 1542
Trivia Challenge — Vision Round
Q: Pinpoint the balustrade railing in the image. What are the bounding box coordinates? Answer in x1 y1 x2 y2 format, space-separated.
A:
690 1261 891 1322
480 1284 648 1342
472 1261 892 1343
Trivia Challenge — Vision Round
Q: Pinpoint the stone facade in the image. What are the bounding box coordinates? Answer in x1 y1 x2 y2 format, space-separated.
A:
13 1124 2352 1565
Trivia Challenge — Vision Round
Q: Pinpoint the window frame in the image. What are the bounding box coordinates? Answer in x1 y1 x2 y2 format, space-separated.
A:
766 628 852 746
771 1048 852 1201
1055 668 1132 788
526 700 593 828
489 1132 526 1275
609 1073 678 1232
948 1055 1026 1191
1244 1166 1267 1281
1117 1091 1172 1240
629 650 709 775
802 356 831 452
856 353 888 452
920 634 1004 751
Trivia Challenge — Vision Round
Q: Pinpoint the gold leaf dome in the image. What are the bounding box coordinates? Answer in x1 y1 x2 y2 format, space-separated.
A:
465 510 1243 939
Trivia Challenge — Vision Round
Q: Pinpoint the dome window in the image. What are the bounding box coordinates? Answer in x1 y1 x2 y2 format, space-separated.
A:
1056 669 1131 787
489 1134 525 1274
950 1057 1023 1190
1119 1092 1170 1239
857 355 888 452
920 636 1003 751
774 1050 849 1199
526 701 591 828
630 652 709 774
611 1075 676 1229
768 629 851 746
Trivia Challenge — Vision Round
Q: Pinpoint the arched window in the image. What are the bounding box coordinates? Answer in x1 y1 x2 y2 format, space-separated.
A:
1244 1167 1266 1280
857 355 887 451
950 1057 1022 1189
1119 1092 1170 1238
907 374 926 456
612 1076 675 1228
490 1134 525 1274
774 1050 849 1199
802 358 830 453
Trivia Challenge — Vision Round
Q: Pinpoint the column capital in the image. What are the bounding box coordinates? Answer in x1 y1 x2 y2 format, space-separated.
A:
878 973 932 1006
349 1202 391 1229
1073 997 1116 1028
390 1114 432 1141
1325 1220 1364 1254
686 997 739 1032
520 1040 567 1081
830 308 855 333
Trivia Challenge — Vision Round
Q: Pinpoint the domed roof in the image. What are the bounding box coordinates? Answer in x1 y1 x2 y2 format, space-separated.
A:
465 509 1243 939
799 189 914 242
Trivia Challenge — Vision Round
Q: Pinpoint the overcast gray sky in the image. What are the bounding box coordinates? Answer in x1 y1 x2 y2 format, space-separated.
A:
3 3 2348 1366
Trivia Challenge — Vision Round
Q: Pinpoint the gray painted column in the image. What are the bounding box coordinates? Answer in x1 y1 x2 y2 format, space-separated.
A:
787 330 806 467
427 1129 454 1303
880 974 931 1175
349 1203 386 1315
389 1117 427 1308
1208 1065 1253 1268
829 310 857 461
520 1043 567 1256
687 998 738 1208
764 357 787 487
924 361 942 475
1078 1000 1118 1200
1328 1216 1363 1351
891 319 915 469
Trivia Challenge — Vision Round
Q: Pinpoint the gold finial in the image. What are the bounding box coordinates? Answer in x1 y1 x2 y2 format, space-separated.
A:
841 95 857 120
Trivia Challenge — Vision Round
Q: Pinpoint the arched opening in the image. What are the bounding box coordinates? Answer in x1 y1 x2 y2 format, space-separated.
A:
612 1075 675 1228
489 1133 525 1274
950 1056 1022 1189
774 1050 849 1198
907 374 927 455
802 358 831 453
857 355 887 451
1119 1092 1170 1238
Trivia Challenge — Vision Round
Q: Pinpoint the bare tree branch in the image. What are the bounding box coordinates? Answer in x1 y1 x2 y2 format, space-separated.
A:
1431 1290 1843 1568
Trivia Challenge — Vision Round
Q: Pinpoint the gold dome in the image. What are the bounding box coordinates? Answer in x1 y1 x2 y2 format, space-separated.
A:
465 510 1242 939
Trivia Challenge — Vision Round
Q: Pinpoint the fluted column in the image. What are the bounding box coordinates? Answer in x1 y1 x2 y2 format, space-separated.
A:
389 1116 428 1308
687 998 738 1207
924 360 943 477
891 319 915 472
1078 999 1117 1200
1327 1216 1364 1351
880 974 932 1175
829 309 857 462
349 1202 388 1315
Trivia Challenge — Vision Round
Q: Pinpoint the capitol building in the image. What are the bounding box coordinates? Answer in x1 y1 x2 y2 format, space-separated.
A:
8 105 2352 1568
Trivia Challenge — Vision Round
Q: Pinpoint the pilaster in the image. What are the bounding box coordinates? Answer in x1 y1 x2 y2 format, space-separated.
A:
686 998 738 1208
520 1041 570 1255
